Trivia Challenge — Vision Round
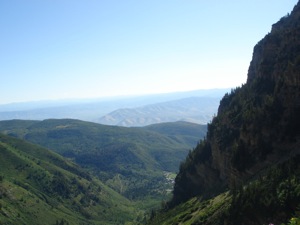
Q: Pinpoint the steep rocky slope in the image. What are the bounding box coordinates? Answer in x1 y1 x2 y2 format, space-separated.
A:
169 0 300 210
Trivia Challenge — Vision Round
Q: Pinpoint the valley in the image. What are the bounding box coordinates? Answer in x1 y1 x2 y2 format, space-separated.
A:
1 1 300 225
0 119 207 224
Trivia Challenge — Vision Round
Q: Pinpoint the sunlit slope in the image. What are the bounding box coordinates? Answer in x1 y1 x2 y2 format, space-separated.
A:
0 133 137 225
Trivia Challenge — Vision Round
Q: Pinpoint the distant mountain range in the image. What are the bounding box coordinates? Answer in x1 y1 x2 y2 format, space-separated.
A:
98 96 220 126
0 88 229 126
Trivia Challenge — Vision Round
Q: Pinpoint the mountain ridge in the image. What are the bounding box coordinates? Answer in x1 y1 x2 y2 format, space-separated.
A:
0 88 229 124
97 96 221 127
149 2 300 225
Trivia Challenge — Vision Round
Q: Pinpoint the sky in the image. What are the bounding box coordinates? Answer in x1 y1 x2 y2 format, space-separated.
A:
0 0 298 104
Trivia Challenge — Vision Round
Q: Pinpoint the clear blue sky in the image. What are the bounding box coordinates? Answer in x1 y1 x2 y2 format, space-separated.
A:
0 0 298 104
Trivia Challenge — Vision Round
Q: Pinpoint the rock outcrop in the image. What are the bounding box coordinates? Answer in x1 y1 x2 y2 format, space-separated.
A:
169 1 300 207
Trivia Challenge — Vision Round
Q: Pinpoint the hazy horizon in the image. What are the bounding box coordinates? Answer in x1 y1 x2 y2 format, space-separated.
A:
1 1 297 104
0 87 232 106
0 87 230 124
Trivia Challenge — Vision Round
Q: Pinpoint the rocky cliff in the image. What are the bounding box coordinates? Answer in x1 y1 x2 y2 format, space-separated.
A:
169 1 300 207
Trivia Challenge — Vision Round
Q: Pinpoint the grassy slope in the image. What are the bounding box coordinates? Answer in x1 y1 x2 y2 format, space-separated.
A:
0 133 138 225
147 193 230 225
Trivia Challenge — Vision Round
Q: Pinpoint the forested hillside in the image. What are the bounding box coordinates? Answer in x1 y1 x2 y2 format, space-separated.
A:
149 2 300 225
0 134 138 225
0 119 206 209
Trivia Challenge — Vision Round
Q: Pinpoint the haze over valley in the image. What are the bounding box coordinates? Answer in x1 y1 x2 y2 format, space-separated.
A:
0 88 229 126
1 1 299 225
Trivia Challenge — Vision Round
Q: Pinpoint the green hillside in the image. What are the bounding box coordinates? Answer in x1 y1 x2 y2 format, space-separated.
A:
143 121 207 145
0 133 140 225
0 119 206 207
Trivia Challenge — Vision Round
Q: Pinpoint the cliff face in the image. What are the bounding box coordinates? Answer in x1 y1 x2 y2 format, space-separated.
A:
248 2 300 85
170 1 300 207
